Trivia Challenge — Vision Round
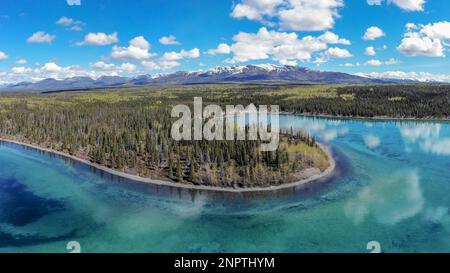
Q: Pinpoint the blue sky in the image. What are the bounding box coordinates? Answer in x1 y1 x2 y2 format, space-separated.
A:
0 0 449 83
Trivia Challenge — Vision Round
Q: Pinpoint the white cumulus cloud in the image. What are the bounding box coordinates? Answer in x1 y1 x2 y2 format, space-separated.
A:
141 61 161 70
16 59 27 65
231 0 344 32
159 60 181 70
27 32 55 43
2 60 144 84
363 26 385 41
365 59 383 66
367 0 383 4
161 48 200 61
56 16 84 31
56 16 75 26
397 21 450 57
227 27 328 64
111 36 155 60
156 48 200 70
90 61 118 71
365 46 376 56
90 61 138 74
159 35 181 45
278 0 344 31
343 58 399 67
67 0 81 6
367 0 426 12
0 51 8 61
42 62 63 73
318 31 351 45
325 47 353 58
119 63 136 72
11 66 32 74
231 0 283 21
397 36 443 57
419 21 450 40
356 71 450 82
77 32 118 46
206 43 232 55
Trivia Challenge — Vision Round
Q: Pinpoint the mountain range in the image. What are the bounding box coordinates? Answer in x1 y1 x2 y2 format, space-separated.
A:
0 64 410 92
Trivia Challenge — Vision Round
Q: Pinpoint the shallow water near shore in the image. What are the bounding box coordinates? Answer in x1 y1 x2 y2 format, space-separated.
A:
1 115 450 253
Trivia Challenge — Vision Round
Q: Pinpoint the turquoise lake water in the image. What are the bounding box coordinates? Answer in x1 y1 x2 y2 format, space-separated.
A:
1 115 450 253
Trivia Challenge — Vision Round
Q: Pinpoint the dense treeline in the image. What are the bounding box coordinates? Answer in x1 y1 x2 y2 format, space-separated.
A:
164 84 450 119
207 84 450 119
0 96 328 188
281 85 450 118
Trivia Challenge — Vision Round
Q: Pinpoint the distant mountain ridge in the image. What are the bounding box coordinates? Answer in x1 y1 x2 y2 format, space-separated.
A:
1 64 408 92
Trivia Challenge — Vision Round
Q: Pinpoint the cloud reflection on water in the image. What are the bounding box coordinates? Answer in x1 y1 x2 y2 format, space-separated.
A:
397 123 450 155
281 117 348 142
345 170 424 225
424 206 449 224
421 139 450 155
363 134 381 149
399 123 441 143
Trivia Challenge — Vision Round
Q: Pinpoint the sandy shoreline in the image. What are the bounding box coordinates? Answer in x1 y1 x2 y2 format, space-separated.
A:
0 137 336 193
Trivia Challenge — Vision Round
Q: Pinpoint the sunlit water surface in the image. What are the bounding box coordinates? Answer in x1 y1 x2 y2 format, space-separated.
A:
1 115 450 253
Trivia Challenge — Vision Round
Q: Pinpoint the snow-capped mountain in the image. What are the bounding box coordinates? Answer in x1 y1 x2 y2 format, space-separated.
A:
127 64 388 85
1 64 397 92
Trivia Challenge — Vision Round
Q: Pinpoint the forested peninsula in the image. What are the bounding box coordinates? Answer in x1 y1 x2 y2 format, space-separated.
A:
0 86 332 190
